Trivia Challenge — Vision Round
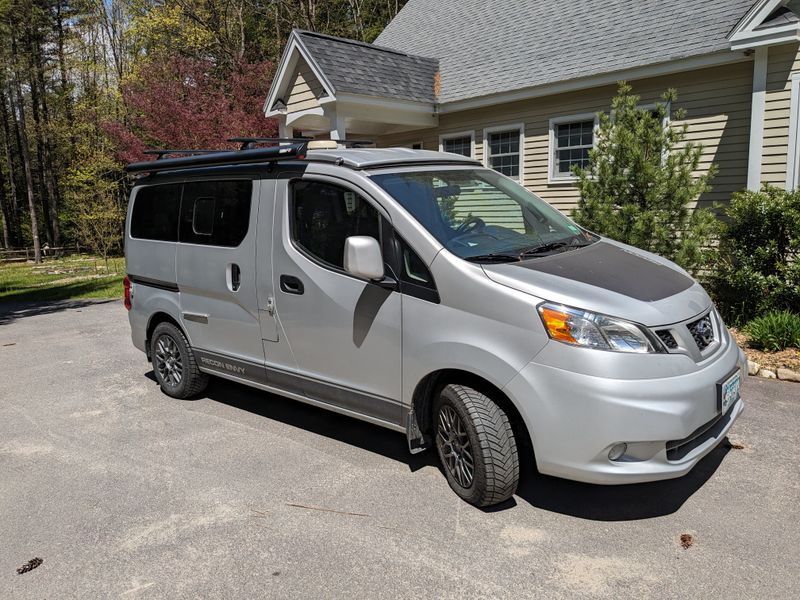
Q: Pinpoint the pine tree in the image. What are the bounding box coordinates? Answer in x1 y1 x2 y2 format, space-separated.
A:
571 82 717 273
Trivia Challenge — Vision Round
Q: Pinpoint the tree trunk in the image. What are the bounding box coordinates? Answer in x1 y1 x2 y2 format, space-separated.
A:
55 0 75 148
11 37 42 263
32 32 62 246
28 79 53 247
0 92 20 247
0 176 9 248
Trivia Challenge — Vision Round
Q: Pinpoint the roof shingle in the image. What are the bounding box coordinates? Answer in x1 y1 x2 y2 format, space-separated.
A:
375 0 759 103
296 30 439 103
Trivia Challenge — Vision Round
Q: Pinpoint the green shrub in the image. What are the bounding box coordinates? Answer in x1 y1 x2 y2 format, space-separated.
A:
705 185 800 325
744 311 800 351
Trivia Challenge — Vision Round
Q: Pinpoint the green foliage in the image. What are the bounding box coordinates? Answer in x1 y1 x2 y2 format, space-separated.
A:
62 140 126 262
571 82 718 273
705 185 800 325
744 311 800 351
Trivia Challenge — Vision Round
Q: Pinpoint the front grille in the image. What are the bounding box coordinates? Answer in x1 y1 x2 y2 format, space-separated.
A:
656 330 678 349
687 314 714 350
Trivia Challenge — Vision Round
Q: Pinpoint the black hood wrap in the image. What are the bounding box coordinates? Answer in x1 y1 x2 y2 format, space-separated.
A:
513 242 694 302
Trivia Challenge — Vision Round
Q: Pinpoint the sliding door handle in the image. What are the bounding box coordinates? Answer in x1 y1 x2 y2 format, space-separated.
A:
227 263 241 292
280 274 304 295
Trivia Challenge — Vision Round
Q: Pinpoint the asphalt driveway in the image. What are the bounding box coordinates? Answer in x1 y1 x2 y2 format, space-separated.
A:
1 300 798 599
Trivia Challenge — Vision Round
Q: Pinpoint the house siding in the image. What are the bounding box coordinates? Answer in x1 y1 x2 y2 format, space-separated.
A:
286 57 324 113
762 42 800 188
377 60 754 214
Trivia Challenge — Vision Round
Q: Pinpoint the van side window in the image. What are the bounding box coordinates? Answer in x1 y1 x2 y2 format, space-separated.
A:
130 184 182 241
179 180 252 247
291 180 381 269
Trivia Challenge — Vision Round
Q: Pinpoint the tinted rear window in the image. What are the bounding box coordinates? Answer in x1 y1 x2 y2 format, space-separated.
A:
130 184 182 241
179 180 252 247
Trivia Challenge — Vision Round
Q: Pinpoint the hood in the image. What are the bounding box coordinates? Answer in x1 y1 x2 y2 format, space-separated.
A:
481 240 712 327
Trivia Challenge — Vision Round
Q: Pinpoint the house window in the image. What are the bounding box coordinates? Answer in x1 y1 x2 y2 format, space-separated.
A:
548 114 598 182
484 125 524 180
410 142 423 150
439 131 474 158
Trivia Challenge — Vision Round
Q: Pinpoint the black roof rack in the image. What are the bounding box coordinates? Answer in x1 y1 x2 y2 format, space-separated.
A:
125 142 307 174
143 149 232 160
227 137 312 150
228 137 376 150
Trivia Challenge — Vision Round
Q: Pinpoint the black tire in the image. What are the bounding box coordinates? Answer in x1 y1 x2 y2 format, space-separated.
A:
434 384 519 507
150 322 209 399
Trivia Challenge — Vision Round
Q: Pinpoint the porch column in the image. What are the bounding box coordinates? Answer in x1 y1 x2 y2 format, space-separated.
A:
323 106 347 140
747 47 768 191
277 116 294 139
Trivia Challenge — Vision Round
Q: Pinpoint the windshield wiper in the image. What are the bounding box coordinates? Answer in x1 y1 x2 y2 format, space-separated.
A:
464 253 521 263
519 240 592 257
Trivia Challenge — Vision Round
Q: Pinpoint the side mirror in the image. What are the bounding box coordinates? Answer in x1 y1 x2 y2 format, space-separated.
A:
343 236 384 281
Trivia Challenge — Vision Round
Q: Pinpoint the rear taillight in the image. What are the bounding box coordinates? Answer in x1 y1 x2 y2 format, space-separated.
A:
123 276 132 310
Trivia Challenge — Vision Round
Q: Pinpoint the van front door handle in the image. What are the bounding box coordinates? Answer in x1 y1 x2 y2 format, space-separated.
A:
280 274 304 295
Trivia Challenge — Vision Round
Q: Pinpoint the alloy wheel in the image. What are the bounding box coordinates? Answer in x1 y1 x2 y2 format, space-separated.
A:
437 405 475 488
154 334 183 387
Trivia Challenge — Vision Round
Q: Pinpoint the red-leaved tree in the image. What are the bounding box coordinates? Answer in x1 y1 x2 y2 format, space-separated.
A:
105 54 278 163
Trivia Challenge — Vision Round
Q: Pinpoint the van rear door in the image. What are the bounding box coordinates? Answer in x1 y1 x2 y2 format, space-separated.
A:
176 178 265 370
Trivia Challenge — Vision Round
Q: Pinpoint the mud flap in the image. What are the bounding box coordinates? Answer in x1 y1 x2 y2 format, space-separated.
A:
406 409 430 454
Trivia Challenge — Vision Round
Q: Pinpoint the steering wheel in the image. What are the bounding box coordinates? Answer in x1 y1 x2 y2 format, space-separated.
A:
454 216 486 236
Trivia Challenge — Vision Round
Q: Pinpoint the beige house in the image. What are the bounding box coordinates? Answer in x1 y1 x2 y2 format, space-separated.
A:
264 0 800 213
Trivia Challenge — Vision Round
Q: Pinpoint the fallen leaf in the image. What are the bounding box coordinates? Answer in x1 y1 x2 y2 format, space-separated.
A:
16 557 43 574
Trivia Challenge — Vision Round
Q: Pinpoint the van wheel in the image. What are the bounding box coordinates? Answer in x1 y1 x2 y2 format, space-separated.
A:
151 322 209 399
434 384 519 507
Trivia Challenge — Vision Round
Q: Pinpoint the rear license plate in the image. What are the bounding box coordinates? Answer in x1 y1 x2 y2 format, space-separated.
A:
717 370 741 414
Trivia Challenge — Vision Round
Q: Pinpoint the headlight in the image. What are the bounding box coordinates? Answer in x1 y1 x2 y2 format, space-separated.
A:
537 302 663 353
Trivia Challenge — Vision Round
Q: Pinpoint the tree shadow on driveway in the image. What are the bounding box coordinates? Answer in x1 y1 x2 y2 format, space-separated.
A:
153 373 732 521
0 298 118 326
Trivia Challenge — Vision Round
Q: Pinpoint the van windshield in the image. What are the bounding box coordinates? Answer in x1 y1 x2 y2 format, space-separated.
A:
371 169 596 262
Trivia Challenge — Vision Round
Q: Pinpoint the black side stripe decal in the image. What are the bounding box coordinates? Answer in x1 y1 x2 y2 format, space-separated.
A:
129 274 179 293
193 348 403 426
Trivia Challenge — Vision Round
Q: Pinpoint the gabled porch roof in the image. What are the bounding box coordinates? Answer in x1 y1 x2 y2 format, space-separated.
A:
264 30 439 138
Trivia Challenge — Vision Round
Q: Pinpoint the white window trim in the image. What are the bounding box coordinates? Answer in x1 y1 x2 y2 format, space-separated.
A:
636 101 671 128
406 141 424 150
482 123 525 184
786 72 800 190
438 130 475 158
548 113 599 184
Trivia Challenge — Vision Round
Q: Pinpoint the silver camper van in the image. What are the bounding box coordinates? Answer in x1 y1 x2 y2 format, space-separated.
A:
124 140 746 507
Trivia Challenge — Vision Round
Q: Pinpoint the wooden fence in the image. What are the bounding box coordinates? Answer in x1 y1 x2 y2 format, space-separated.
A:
0 244 81 263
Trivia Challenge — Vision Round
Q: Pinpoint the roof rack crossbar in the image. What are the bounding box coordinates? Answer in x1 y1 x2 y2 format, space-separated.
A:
143 149 233 160
227 137 312 150
125 142 308 174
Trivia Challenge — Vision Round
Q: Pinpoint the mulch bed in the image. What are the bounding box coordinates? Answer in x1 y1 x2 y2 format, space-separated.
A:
729 328 800 372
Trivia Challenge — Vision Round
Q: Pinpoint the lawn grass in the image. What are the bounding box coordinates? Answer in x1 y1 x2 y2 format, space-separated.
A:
0 255 125 303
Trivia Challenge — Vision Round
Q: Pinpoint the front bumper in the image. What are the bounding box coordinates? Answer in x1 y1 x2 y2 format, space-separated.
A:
504 335 747 484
